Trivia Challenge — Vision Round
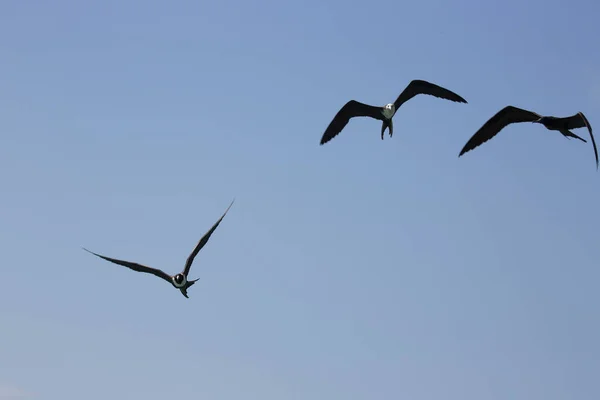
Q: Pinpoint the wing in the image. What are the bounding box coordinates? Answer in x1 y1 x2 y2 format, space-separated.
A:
393 79 468 110
82 247 172 283
577 112 598 169
183 199 234 276
319 100 384 145
560 113 587 130
459 106 541 157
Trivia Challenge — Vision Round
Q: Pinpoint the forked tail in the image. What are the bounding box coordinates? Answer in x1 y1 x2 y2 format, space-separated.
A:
380 120 394 139
179 278 200 299
561 129 587 143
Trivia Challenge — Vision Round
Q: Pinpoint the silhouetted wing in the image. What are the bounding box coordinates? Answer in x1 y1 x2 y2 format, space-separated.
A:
577 112 598 169
82 248 172 283
320 100 384 145
393 79 468 110
183 199 234 276
459 106 541 156
560 113 587 130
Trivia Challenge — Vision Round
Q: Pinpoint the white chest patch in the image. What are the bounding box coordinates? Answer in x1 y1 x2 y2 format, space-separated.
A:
381 103 395 119
172 275 187 288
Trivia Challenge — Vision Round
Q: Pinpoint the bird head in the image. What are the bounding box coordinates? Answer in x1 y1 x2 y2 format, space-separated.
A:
533 116 548 124
174 274 185 284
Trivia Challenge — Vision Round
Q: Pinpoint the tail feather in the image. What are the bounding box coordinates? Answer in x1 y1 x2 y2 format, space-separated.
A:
179 278 199 299
381 121 388 140
561 129 587 142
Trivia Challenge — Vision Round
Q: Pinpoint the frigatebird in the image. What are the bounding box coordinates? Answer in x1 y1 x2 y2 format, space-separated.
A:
319 79 467 145
83 199 234 298
458 105 598 169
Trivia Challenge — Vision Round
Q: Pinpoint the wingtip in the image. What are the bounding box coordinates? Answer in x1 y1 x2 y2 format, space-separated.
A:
82 246 102 257
82 247 100 258
221 198 235 216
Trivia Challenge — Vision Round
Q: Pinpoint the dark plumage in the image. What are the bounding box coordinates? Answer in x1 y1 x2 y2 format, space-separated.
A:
319 79 467 145
459 106 598 169
83 199 234 298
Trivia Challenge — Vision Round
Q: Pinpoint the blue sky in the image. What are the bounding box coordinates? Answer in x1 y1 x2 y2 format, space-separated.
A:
1 0 599 399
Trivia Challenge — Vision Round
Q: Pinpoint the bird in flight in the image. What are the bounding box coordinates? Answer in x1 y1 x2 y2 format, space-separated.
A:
319 79 467 145
458 105 598 169
83 199 235 298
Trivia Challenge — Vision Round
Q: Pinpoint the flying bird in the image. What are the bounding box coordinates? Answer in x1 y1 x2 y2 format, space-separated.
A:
458 106 598 169
319 79 468 145
83 199 234 298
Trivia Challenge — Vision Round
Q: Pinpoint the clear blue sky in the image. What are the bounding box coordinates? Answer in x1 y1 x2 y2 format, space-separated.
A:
1 0 599 399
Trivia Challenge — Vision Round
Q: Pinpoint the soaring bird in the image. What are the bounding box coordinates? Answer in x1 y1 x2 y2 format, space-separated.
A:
83 199 234 298
458 106 598 169
319 79 467 145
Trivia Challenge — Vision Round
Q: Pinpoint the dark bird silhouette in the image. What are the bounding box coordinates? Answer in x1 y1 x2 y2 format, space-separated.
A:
83 199 234 298
319 79 467 145
459 106 598 169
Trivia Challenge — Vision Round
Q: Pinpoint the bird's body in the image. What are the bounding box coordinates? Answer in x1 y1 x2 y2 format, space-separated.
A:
319 79 467 145
83 199 234 298
381 103 395 119
459 106 598 169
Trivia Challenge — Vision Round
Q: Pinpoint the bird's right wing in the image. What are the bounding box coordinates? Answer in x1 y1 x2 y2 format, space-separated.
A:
82 248 172 283
577 112 598 169
320 100 384 145
459 106 541 156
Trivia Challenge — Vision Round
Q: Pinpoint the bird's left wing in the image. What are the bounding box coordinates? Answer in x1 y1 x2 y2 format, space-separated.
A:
182 199 234 276
394 79 468 110
577 112 598 169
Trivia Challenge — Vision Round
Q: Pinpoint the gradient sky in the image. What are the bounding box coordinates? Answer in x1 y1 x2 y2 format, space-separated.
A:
1 1 599 399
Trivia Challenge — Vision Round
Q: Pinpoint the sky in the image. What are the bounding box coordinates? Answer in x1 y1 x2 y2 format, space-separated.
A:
1 0 599 399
